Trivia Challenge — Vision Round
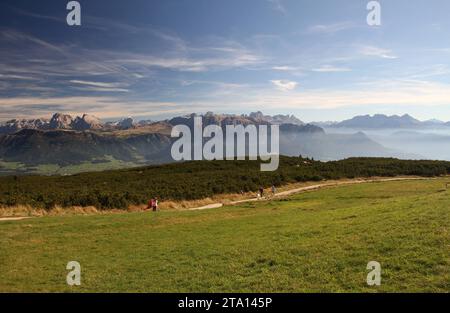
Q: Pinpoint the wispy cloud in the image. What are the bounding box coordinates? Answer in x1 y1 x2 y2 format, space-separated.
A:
217 79 450 110
312 65 352 73
360 46 398 59
0 74 37 80
270 80 298 91
69 80 126 88
0 28 264 100
307 22 355 34
69 80 130 92
113 47 263 72
272 66 298 71
71 86 130 93
9 5 188 52
0 96 187 120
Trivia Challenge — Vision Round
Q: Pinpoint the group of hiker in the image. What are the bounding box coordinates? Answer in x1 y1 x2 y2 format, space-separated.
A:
147 184 277 212
257 185 277 199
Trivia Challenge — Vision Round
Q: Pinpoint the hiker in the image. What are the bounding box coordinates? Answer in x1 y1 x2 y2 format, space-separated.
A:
259 186 264 198
152 197 159 211
271 185 277 195
147 198 154 210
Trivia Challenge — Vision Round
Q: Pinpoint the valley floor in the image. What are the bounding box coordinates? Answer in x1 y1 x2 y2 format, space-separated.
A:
0 178 448 292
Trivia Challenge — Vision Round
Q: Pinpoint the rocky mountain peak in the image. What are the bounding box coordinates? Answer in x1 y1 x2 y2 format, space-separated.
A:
49 113 73 129
248 111 304 125
72 114 103 131
118 117 135 129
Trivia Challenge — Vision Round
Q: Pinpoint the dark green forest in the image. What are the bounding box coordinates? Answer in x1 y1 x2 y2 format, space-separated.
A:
1 156 450 209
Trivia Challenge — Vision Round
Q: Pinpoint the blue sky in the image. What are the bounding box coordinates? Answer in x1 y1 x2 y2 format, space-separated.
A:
1 0 450 122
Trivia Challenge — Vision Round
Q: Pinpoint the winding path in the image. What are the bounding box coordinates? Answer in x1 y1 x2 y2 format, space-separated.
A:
0 216 32 221
187 177 430 211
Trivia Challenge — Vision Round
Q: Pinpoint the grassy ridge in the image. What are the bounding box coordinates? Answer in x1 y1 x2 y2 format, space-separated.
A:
1 156 450 209
0 178 448 292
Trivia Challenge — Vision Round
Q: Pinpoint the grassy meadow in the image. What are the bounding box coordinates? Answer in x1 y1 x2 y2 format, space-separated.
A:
1 178 449 292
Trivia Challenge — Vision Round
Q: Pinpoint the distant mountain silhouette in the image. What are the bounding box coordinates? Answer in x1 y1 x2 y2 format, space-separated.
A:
323 114 449 129
335 114 421 129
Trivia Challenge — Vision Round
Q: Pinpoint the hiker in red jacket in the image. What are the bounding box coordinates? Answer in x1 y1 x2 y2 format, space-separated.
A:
147 198 155 211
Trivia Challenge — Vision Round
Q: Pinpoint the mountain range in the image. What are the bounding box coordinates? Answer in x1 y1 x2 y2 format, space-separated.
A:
0 113 142 134
313 114 450 129
0 111 409 175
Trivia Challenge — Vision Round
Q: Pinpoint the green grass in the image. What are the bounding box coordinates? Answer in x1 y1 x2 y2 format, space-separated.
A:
0 178 448 292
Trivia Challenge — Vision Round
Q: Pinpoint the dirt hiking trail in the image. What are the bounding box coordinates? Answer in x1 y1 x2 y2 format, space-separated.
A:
187 177 429 210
